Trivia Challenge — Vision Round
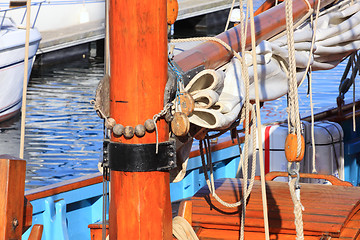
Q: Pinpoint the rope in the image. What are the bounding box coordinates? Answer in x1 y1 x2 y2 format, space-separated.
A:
285 0 302 157
298 0 321 86
197 120 256 207
285 0 305 237
352 52 358 132
170 37 243 62
224 0 237 31
153 103 173 154
304 0 321 174
309 69 317 173
289 178 304 240
102 177 108 240
247 0 270 238
19 0 32 159
172 216 199 240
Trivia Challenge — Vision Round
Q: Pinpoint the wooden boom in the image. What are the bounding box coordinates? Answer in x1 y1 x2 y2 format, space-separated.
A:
173 0 336 72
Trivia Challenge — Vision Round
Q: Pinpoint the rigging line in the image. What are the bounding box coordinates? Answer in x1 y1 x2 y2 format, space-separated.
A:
298 0 321 87
224 0 237 32
248 0 270 238
105 0 110 76
353 52 358 132
309 68 317 173
19 0 32 159
285 0 304 238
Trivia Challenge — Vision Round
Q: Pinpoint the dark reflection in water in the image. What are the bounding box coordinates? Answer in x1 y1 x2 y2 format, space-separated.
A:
0 57 104 189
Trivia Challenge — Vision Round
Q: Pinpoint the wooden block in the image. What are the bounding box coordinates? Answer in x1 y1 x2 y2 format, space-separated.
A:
178 200 192 225
23 197 33 234
28 224 43 240
88 221 108 240
0 155 26 240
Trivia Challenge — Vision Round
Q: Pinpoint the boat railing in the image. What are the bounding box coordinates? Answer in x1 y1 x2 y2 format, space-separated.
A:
0 1 44 31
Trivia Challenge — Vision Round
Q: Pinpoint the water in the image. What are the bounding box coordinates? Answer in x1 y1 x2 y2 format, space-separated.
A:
1 14 360 190
0 57 105 189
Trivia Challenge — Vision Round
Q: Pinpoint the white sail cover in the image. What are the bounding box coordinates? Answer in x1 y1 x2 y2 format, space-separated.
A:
186 0 360 130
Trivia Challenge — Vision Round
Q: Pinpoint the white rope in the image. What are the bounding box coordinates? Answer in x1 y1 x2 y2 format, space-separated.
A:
285 0 302 157
285 0 305 237
19 0 32 159
224 0 237 31
248 0 270 238
289 178 304 240
171 37 243 62
309 69 317 173
353 53 358 132
305 0 322 174
172 216 199 240
298 0 321 87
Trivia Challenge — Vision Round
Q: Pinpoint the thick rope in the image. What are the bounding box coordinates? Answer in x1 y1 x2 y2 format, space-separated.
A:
247 0 270 238
237 2 251 238
289 178 304 240
172 216 199 240
285 0 305 238
285 0 302 157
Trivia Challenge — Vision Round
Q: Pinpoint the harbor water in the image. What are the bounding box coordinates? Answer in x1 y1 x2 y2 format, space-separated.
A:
0 20 360 190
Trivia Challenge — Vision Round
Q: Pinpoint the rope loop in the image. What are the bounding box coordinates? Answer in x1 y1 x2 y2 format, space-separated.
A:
153 102 173 154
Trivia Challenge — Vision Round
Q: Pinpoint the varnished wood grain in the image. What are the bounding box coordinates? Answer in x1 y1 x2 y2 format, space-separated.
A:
173 0 336 72
23 197 33 233
28 224 43 240
25 173 103 201
179 178 360 238
109 171 172 240
0 155 26 239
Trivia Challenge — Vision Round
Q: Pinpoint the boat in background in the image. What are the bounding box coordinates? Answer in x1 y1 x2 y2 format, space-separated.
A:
0 6 41 122
0 0 105 32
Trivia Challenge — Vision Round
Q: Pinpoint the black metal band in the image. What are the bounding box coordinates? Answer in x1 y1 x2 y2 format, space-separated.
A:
108 140 176 172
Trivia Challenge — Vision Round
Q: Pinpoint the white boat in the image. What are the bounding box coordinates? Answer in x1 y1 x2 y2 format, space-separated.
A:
0 10 41 122
0 0 105 32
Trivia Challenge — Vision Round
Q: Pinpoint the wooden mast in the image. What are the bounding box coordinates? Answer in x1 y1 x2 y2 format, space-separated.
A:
108 0 172 239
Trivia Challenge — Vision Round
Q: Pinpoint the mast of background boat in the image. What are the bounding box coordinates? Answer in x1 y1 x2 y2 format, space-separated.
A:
108 0 173 239
19 0 32 158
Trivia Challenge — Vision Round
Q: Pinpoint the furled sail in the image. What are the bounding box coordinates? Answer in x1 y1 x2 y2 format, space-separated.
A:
184 0 360 130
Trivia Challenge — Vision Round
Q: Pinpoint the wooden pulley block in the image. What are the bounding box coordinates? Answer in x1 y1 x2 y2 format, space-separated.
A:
167 0 178 25
284 133 305 162
171 112 190 137
179 92 195 116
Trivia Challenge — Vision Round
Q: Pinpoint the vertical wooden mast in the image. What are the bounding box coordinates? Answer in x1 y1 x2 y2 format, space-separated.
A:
108 0 172 239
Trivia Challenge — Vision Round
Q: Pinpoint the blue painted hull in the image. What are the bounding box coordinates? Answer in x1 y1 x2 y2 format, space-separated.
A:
22 107 360 239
